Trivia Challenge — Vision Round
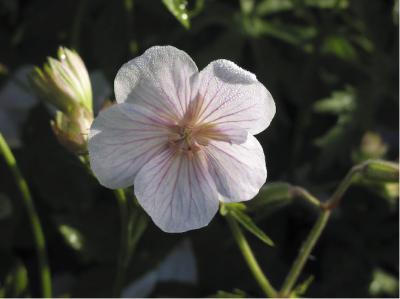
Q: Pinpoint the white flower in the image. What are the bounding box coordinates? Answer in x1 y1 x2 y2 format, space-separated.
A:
88 46 276 233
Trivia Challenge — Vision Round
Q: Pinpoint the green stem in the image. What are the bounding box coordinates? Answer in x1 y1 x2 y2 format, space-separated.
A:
279 161 378 296
322 165 363 210
280 210 331 297
113 188 129 298
0 133 52 298
291 186 321 208
226 213 277 297
112 189 148 297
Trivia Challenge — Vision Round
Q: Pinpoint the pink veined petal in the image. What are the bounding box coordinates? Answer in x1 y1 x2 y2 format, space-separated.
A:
114 46 198 120
134 149 219 233
190 59 275 135
208 123 248 145
204 134 267 202
88 103 171 189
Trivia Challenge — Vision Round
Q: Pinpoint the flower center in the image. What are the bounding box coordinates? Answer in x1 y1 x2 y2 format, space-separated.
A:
167 94 233 157
168 124 204 156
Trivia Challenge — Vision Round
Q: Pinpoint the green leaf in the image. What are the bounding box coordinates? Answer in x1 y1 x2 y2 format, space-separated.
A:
256 0 348 16
250 18 317 46
4 259 29 297
225 204 274 246
313 88 356 115
291 275 314 297
249 182 293 210
256 0 293 16
313 87 357 170
322 35 357 61
369 268 399 297
162 0 190 29
220 202 246 216
303 0 348 9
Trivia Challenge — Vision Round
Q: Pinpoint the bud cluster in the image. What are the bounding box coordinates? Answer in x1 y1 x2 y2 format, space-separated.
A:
31 47 94 154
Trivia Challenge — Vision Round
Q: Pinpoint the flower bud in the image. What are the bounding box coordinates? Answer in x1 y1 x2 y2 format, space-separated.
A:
362 160 399 183
31 46 94 154
51 107 93 154
30 47 93 114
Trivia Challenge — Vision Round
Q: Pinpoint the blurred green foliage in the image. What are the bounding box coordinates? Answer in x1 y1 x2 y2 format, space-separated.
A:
0 0 398 297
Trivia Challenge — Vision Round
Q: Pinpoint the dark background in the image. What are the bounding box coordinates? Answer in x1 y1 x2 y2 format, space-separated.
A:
0 0 398 297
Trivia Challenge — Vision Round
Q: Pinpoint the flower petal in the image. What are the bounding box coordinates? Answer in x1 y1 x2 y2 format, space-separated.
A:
205 134 267 202
88 103 170 189
209 123 248 144
191 59 275 135
134 150 219 233
114 46 198 120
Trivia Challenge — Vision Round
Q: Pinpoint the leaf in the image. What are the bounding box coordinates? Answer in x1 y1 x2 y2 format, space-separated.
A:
225 204 274 246
312 88 358 170
3 259 29 297
303 0 348 9
251 18 317 46
291 276 314 297
162 0 190 29
249 182 293 210
220 202 246 216
256 0 293 16
369 268 399 297
313 88 356 114
256 0 348 16
322 35 357 61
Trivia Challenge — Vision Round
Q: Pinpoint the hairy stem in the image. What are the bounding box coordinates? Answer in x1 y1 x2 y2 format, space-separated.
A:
0 133 52 298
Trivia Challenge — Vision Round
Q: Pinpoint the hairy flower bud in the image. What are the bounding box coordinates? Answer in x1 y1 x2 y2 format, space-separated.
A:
30 47 93 114
30 46 94 154
51 107 93 154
